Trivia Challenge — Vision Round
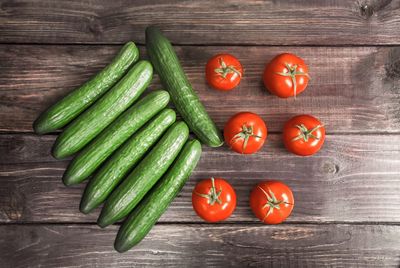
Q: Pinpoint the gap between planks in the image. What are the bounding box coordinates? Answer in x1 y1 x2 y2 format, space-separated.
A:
2 42 400 47
1 221 400 226
3 132 400 136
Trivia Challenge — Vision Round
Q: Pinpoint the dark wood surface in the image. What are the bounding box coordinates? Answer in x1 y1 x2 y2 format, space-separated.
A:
1 0 400 45
1 0 400 267
1 224 400 267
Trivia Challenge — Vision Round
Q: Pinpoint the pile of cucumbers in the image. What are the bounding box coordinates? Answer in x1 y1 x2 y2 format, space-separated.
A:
34 27 223 252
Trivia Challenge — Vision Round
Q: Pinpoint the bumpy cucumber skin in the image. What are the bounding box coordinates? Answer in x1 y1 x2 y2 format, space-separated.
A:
97 121 189 228
52 60 153 159
114 139 202 252
62 90 170 186
33 42 139 134
80 108 176 214
145 26 223 147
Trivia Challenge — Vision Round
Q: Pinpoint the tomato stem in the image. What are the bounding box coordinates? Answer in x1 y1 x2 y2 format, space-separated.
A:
292 124 324 142
214 57 242 79
258 186 285 222
230 124 262 153
194 177 222 205
276 63 310 99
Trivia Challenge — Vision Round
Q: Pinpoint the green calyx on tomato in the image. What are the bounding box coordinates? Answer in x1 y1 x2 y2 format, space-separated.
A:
292 124 324 142
258 186 289 221
214 57 242 79
276 63 310 98
230 124 262 153
194 177 222 205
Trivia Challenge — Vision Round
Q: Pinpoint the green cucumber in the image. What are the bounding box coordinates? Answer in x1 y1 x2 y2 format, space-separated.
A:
62 90 170 186
80 108 176 213
146 26 223 147
52 60 153 159
97 121 189 228
115 139 202 252
34 42 139 134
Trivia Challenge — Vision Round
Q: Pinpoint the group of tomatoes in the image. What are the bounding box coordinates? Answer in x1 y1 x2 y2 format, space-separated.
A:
191 53 326 224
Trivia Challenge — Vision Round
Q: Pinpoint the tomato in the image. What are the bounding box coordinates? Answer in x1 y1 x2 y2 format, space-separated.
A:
250 180 294 224
263 53 310 98
283 114 325 156
205 53 243 91
192 177 236 222
223 112 267 154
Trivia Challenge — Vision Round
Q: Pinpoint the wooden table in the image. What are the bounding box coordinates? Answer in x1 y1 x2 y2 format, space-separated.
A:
1 0 400 267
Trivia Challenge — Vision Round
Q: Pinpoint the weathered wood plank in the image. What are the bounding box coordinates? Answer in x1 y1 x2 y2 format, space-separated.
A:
0 224 399 267
1 45 400 133
0 0 400 45
1 134 400 223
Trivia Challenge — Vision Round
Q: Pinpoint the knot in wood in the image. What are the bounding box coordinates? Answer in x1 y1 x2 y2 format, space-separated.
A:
322 162 339 174
360 4 374 18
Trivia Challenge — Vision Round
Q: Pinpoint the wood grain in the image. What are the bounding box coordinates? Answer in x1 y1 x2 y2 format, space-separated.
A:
1 223 399 267
1 133 400 223
2 1 400 266
2 45 400 133
0 0 400 45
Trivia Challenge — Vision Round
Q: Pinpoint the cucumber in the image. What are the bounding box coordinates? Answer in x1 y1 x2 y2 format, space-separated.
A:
52 60 153 159
97 121 189 228
114 139 202 252
62 90 170 186
33 42 139 134
80 108 176 213
145 26 223 147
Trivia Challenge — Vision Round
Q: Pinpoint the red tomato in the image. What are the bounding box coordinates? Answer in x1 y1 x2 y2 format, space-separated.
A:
224 112 267 154
206 54 243 91
250 181 294 224
283 114 325 156
192 177 236 222
263 53 310 98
